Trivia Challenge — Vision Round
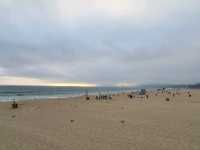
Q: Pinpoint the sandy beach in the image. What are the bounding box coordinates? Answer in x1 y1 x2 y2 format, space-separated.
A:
0 90 200 150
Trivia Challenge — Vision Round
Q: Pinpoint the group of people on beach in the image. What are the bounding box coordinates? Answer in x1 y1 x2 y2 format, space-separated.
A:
96 95 112 100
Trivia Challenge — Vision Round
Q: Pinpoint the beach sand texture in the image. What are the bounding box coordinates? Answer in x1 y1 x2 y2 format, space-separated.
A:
0 90 200 150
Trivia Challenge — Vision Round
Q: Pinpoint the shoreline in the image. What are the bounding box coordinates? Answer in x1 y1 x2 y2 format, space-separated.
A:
0 88 197 103
0 90 135 102
0 90 134 102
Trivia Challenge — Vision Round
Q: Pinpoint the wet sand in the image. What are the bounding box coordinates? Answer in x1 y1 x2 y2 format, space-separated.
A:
0 90 200 150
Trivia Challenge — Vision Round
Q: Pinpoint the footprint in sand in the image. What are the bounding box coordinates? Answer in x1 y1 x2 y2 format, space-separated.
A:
120 120 125 124
70 120 75 123
11 115 16 118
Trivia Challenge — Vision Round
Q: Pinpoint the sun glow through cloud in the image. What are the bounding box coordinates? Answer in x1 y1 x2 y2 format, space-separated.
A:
0 76 96 87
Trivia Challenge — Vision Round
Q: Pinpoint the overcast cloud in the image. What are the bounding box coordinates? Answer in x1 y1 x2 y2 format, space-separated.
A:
0 0 200 86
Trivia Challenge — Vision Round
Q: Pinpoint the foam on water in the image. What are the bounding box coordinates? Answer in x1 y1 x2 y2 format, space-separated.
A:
0 86 134 101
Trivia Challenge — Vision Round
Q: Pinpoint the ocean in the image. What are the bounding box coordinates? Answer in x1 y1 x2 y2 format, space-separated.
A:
0 86 134 101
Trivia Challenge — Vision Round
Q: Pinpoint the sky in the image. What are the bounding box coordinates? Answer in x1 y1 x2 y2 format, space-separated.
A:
0 0 200 86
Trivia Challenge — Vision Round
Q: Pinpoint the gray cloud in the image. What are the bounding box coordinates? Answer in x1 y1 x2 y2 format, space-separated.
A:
0 0 200 85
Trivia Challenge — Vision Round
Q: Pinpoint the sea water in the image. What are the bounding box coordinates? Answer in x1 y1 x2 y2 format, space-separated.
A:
0 86 134 101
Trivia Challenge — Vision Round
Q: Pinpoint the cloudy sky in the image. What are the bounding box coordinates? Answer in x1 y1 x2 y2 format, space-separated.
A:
0 0 200 86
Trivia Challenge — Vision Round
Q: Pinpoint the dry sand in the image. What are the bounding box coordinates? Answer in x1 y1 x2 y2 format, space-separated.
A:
0 90 200 150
